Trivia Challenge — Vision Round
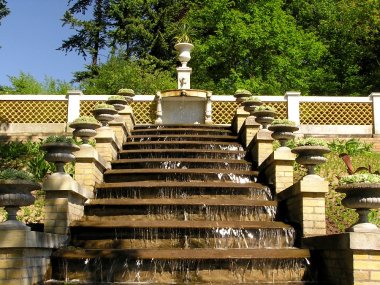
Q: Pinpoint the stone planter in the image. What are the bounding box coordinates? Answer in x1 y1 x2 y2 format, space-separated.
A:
242 100 263 115
336 183 380 232
291 146 330 175
106 98 130 111
268 124 299 147
0 180 40 230
252 110 276 129
174 42 194 67
41 143 80 173
234 92 251 104
69 121 101 144
92 108 118 127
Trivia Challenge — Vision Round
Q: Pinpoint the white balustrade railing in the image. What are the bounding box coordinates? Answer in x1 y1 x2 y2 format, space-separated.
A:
1 91 379 136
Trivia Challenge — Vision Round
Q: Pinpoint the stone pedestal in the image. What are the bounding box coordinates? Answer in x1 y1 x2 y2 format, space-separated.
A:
43 173 89 235
247 130 274 168
118 105 135 135
109 121 129 145
303 232 380 284
259 147 296 194
239 116 260 148
232 107 249 134
0 230 66 284
74 145 107 198
94 127 119 168
278 174 328 237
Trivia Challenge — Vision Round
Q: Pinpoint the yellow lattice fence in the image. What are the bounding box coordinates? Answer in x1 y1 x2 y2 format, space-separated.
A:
80 100 156 124
300 102 372 125
0 100 67 123
264 102 287 120
212 101 239 124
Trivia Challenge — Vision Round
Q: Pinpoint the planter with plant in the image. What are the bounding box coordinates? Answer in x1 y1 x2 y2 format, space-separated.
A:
242 96 263 115
69 116 101 145
174 24 194 67
106 95 130 110
336 173 380 232
252 105 277 129
268 119 299 147
291 138 330 175
91 103 118 127
234 89 252 103
118 88 135 98
0 169 40 230
41 136 80 173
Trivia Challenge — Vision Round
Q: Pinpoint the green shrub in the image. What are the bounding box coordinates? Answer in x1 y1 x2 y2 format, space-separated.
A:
255 105 276 111
339 173 380 184
328 138 373 156
108 95 126 101
0 169 35 182
271 119 296 126
43 136 76 144
235 89 251 95
71 116 99 124
94 103 115 110
294 137 328 147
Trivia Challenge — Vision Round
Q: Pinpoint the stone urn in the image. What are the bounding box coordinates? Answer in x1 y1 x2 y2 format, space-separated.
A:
336 182 380 232
174 42 194 67
268 123 299 147
242 99 263 116
234 89 252 104
0 179 40 230
69 118 101 144
117 88 135 103
252 109 277 129
291 145 330 175
41 141 80 173
106 96 129 111
91 104 118 127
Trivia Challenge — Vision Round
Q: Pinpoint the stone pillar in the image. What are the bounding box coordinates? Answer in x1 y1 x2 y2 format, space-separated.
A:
155 92 163 125
239 117 260 148
370 92 380 137
66 90 83 125
43 173 89 235
247 130 274 169
259 147 296 194
177 66 192 89
74 145 107 198
109 121 129 146
285 91 301 125
94 127 119 168
232 107 249 134
303 232 380 284
278 174 328 237
0 231 66 284
205 91 213 125
119 105 135 134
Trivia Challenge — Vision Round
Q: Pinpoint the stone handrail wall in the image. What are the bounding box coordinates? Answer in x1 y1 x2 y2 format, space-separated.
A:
1 91 379 136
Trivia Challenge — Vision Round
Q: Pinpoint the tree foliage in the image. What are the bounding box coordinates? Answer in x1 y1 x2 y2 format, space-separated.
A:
60 0 379 96
0 0 10 48
79 55 176 94
0 72 72 95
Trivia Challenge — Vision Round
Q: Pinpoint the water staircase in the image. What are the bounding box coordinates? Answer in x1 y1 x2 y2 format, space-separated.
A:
48 124 311 284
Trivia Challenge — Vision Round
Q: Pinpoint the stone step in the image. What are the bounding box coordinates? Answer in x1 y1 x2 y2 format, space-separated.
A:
122 140 244 150
118 148 247 159
85 198 277 222
50 249 310 283
95 181 272 200
132 127 234 136
133 124 231 130
111 158 252 170
103 168 259 183
127 134 239 142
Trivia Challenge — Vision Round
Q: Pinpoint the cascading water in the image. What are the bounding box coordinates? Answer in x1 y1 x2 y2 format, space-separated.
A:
50 124 311 284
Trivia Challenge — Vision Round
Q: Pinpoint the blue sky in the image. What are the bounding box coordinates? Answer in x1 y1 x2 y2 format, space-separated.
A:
0 1 96 86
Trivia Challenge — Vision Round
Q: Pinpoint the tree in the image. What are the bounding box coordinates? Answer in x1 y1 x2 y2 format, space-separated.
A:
59 0 110 66
186 0 328 95
285 0 380 95
79 55 176 94
0 0 10 48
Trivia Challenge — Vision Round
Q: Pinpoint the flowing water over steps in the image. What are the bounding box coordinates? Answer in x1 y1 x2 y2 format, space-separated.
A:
48 124 312 284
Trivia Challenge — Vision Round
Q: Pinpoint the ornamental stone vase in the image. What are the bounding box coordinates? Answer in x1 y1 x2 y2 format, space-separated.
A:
69 121 101 144
252 110 276 129
92 108 118 127
0 180 40 230
268 124 299 147
117 89 135 103
41 143 80 173
291 146 330 175
234 92 251 104
106 97 129 111
174 42 194 67
336 183 380 232
242 100 263 116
